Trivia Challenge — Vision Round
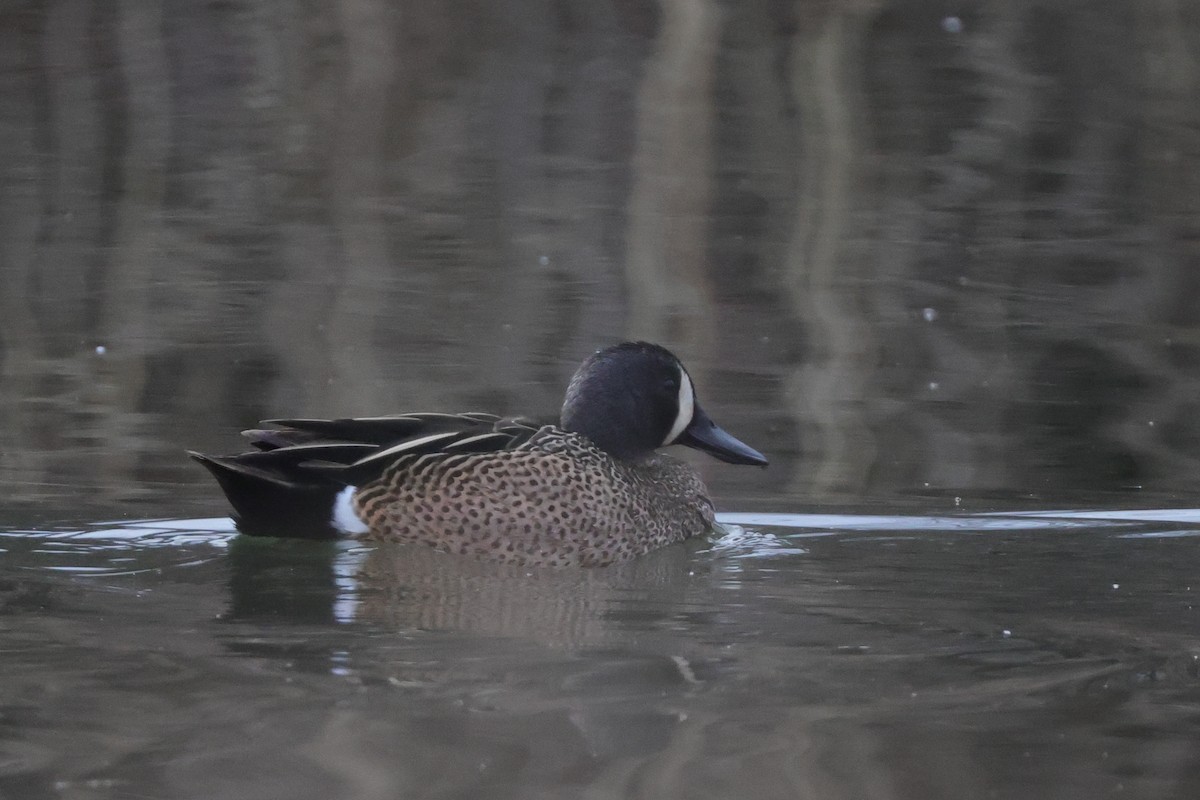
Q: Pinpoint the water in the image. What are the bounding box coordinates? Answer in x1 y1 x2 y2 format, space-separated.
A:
4 2 1200 798
2 512 1198 799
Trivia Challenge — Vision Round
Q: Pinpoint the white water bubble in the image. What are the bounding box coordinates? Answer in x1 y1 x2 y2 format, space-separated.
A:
922 307 938 322
942 16 963 33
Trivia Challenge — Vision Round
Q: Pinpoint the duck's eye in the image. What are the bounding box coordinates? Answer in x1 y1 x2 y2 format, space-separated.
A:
663 377 679 392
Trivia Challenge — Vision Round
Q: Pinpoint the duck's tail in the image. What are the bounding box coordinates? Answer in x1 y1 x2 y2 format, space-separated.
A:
188 451 348 539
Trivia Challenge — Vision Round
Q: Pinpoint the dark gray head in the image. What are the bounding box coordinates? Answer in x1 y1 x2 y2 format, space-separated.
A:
560 341 768 465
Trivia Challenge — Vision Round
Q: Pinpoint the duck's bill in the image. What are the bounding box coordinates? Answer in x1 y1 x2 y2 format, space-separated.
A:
678 406 768 466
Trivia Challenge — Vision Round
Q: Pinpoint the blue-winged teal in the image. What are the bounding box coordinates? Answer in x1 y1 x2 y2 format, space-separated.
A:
190 341 767 566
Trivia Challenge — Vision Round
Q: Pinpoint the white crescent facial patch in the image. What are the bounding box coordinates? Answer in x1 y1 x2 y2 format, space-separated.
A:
663 367 695 446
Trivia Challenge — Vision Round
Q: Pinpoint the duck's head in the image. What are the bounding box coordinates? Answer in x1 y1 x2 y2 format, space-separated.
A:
560 341 768 466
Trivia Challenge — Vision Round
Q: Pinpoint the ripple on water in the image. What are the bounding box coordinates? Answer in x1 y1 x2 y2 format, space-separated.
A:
1 508 1198 799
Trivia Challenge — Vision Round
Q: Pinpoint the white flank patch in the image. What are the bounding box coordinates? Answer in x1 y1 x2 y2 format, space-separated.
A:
663 367 695 445
331 485 369 535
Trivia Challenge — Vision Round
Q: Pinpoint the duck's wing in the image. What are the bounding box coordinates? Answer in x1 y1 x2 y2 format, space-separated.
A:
188 413 549 538
245 412 498 448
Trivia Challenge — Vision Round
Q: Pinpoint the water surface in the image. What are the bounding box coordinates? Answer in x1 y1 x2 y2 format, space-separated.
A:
3 511 1198 799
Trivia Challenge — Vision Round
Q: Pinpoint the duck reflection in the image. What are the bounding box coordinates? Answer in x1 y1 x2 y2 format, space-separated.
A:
224 533 704 648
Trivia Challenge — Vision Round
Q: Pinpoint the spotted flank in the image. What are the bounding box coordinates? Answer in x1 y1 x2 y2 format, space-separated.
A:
189 341 767 566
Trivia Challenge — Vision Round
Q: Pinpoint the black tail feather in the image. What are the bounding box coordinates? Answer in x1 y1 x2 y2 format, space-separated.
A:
188 451 343 539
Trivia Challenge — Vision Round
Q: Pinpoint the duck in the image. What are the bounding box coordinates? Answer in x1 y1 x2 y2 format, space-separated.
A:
189 341 767 567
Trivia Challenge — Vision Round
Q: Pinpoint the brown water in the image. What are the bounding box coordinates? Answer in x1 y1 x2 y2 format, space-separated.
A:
2 512 1199 799
3 2 1200 798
